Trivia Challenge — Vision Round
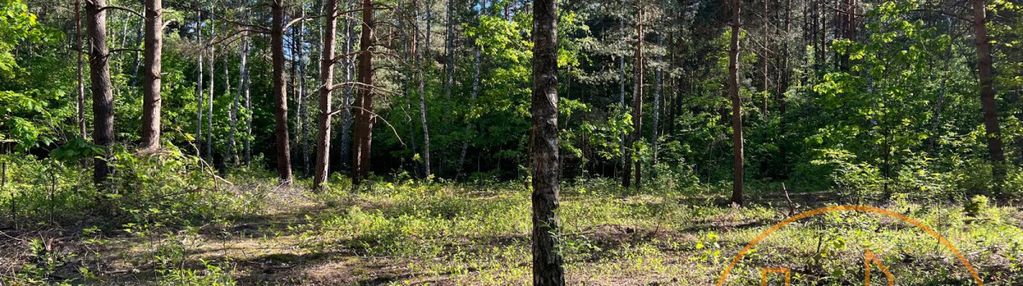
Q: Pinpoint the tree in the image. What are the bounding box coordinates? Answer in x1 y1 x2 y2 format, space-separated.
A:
728 0 744 206
352 0 375 184
196 6 204 157
140 0 163 152
622 4 644 189
85 0 115 185
416 0 432 179
75 0 86 139
971 0 1006 192
272 0 294 183
314 0 338 189
530 0 564 284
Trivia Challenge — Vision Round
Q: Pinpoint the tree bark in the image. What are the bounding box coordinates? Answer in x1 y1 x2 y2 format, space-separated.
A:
86 0 115 185
352 0 375 185
443 0 455 98
314 0 338 189
272 0 294 183
339 1 354 172
456 44 481 179
651 36 661 165
196 7 204 157
298 7 310 176
530 0 565 284
207 17 215 162
728 0 744 206
971 0 1006 191
624 4 644 189
76 0 87 140
242 34 253 163
140 0 162 152
418 0 433 179
618 20 627 186
231 32 249 165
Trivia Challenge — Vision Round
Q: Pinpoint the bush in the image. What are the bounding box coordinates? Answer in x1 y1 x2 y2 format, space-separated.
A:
796 148 883 200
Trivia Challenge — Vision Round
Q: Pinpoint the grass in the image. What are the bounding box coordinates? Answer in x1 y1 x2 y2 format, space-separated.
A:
2 174 1023 285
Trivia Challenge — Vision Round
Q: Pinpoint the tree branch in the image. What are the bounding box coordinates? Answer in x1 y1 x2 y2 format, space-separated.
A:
98 5 143 19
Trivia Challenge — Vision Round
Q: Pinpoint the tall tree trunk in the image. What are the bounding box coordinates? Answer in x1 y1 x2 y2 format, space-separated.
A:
339 1 354 172
196 7 204 157
352 0 376 185
618 20 627 186
651 36 661 165
456 43 481 178
314 0 337 189
229 34 242 164
728 0 744 206
418 0 433 179
971 0 1006 192
86 0 115 185
76 0 87 139
443 0 455 98
222 54 231 167
242 35 253 163
207 18 215 162
272 0 294 183
624 5 644 189
298 7 310 176
530 0 565 284
140 0 163 152
632 6 645 189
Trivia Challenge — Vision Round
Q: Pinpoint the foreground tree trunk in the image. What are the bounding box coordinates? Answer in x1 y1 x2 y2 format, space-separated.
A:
530 0 565 284
313 0 337 189
352 0 375 184
140 0 163 152
272 0 294 183
86 0 115 185
728 0 744 206
971 0 1006 192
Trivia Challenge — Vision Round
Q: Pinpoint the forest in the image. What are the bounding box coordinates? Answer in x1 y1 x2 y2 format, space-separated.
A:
1 0 1022 284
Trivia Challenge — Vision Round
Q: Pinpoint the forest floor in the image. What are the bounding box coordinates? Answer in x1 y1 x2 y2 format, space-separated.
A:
3 179 1023 285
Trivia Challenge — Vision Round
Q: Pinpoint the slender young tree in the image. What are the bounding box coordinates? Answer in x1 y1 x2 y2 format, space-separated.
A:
352 0 375 184
85 0 115 185
314 0 338 189
76 0 86 139
631 4 644 189
530 0 565 284
623 4 644 189
416 0 432 179
971 0 1006 192
196 6 204 157
140 0 163 152
618 20 626 182
728 0 744 206
442 0 455 98
242 34 253 163
207 15 215 162
651 36 662 165
272 0 294 183
230 28 249 164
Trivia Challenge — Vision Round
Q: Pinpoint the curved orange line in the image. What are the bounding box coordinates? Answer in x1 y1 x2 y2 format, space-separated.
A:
713 205 983 286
